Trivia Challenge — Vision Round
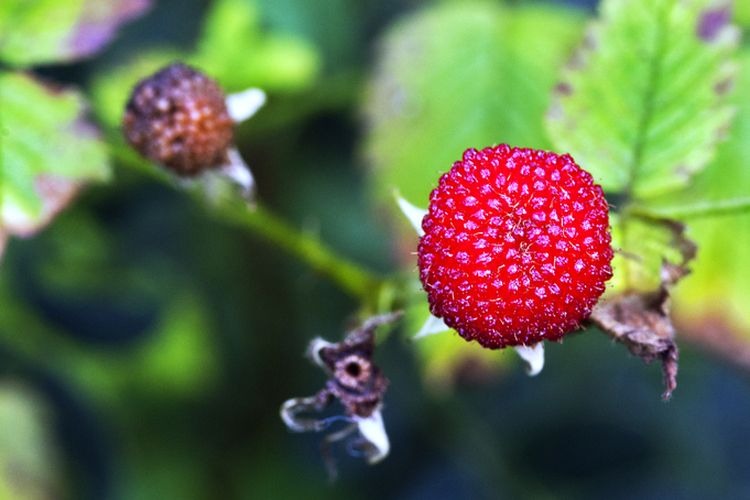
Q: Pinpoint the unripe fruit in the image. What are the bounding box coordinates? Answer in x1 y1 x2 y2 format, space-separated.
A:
418 145 613 348
123 63 234 175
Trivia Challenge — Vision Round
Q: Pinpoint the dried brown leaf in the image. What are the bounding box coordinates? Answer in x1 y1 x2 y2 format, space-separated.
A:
591 221 696 400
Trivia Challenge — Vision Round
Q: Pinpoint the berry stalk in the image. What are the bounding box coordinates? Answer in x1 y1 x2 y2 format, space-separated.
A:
626 198 750 220
111 142 386 307
211 201 385 305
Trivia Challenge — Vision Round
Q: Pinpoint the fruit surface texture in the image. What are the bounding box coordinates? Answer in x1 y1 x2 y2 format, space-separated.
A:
123 63 234 175
418 145 613 348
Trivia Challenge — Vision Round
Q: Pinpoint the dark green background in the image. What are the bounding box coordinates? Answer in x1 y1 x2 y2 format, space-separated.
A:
3 0 749 498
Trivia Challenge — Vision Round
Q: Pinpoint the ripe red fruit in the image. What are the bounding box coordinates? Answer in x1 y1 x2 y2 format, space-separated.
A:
417 145 613 349
123 63 234 175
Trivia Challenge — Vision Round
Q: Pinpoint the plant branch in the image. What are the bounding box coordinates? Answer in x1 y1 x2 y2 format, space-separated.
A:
210 200 384 304
628 197 750 220
111 143 386 305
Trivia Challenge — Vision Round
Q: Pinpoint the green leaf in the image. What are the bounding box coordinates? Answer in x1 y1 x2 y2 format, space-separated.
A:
629 197 750 219
257 0 361 71
91 0 321 129
0 72 110 254
608 213 695 293
0 0 150 66
546 0 738 199
363 2 585 209
191 0 320 92
737 2 750 28
634 45 750 217
667 50 750 361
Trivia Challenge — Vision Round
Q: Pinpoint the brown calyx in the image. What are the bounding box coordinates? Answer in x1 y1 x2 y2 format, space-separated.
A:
318 322 390 418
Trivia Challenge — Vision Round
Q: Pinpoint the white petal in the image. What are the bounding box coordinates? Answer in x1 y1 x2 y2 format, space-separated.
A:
514 342 545 376
355 409 389 464
226 88 266 122
280 398 306 432
414 313 449 339
394 192 427 237
306 337 336 369
219 148 256 201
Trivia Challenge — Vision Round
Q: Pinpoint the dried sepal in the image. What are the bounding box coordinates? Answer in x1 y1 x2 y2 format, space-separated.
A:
394 192 427 237
413 313 449 340
513 342 545 377
225 87 266 122
280 312 401 477
591 222 696 400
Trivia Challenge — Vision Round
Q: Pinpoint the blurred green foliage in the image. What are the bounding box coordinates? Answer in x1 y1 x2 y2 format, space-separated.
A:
0 0 148 66
547 0 736 198
0 72 110 241
364 2 584 206
0 383 59 499
92 0 320 127
194 0 319 91
1 0 750 499
0 0 87 65
666 49 750 355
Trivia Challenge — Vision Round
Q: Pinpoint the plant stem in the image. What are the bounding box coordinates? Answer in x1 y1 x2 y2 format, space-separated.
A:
627 197 750 220
210 201 384 304
111 143 385 305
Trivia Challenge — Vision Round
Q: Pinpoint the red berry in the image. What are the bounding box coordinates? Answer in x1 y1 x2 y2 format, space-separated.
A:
123 63 234 176
417 145 613 348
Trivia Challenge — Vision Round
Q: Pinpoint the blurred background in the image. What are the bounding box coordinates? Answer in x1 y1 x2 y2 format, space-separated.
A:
2 0 750 499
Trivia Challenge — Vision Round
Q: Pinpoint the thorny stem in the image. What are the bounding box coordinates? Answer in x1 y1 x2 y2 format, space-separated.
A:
111 143 387 307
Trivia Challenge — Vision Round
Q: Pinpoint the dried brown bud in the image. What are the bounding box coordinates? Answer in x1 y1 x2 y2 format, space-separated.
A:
317 327 389 419
123 63 234 176
280 312 402 477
